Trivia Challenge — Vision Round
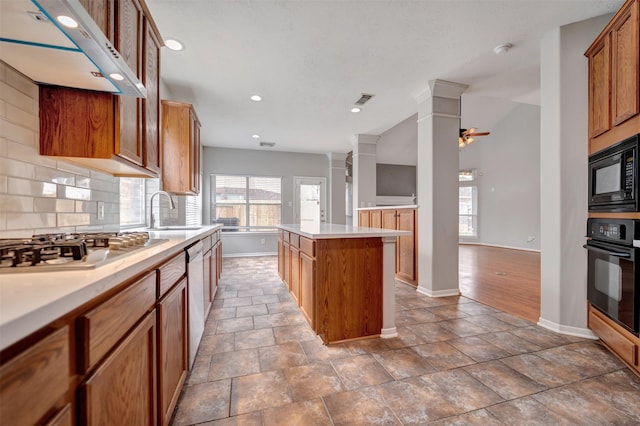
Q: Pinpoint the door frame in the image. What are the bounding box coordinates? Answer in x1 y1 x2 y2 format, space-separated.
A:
293 176 327 224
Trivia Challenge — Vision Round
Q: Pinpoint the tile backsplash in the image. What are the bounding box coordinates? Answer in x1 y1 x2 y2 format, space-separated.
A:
0 62 120 238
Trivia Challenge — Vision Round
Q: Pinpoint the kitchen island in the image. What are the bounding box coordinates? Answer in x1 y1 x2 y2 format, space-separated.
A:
277 223 410 344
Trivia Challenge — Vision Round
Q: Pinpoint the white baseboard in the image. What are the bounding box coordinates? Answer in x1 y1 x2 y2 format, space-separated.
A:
416 286 461 298
222 252 277 258
380 327 398 338
537 317 598 339
459 242 540 253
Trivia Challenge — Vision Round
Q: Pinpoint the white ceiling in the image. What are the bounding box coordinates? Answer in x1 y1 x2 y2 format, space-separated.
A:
146 0 622 155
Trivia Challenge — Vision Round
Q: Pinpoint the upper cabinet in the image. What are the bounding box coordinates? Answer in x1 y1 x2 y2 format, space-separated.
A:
161 100 201 195
585 0 640 154
39 0 162 178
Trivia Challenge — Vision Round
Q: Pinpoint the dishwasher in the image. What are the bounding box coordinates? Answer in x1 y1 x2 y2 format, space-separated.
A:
185 241 205 369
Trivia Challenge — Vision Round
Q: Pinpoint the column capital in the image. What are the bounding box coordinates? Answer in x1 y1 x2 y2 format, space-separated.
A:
414 79 468 103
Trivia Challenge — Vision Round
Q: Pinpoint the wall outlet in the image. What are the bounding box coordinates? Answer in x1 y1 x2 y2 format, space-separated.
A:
97 201 105 221
260 238 266 245
527 236 536 242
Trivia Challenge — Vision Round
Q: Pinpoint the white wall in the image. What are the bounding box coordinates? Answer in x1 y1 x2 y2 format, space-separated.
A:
376 114 417 166
201 147 330 255
460 102 541 250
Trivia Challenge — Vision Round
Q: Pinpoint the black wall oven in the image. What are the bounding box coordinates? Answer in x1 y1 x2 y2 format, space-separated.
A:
588 133 639 212
585 218 640 335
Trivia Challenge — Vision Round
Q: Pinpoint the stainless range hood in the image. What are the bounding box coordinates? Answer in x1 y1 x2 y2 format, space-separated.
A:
0 0 146 97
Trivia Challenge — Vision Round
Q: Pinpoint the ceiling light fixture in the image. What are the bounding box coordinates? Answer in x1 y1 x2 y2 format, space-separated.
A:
250 95 262 102
109 73 124 81
493 43 513 55
351 107 361 113
56 15 78 28
252 134 260 139
165 39 184 51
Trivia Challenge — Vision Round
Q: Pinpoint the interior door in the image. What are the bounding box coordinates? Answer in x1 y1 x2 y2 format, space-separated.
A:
294 177 327 226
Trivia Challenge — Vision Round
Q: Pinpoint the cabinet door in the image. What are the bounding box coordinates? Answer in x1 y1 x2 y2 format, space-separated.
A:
588 35 611 139
191 112 201 194
358 210 370 227
78 0 114 42
143 19 161 173
611 1 639 126
157 279 188 426
396 209 417 285
80 312 157 426
116 0 143 166
0 326 70 426
278 238 284 279
370 210 382 228
203 249 213 318
283 241 291 287
381 209 397 230
290 245 301 304
300 252 315 330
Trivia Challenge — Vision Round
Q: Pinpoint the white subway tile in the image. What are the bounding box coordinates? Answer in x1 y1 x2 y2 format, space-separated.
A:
0 157 35 180
90 169 115 181
34 198 75 213
6 103 38 130
75 200 97 213
56 161 91 177
7 213 55 229
0 194 33 212
76 225 106 232
0 117 35 146
0 175 7 193
35 166 75 186
57 213 91 226
7 140 57 168
0 137 8 157
0 81 36 115
0 229 33 238
76 177 90 188
5 67 38 99
7 177 57 197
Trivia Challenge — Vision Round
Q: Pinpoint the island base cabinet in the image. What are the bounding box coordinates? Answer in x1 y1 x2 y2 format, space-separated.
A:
157 278 188 426
79 312 157 425
299 252 315 329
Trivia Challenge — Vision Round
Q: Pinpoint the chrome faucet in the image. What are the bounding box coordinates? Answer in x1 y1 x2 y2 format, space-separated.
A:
149 191 176 229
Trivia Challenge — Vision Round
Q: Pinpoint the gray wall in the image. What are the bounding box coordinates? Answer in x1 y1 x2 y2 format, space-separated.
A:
459 102 541 250
202 147 330 255
376 164 416 196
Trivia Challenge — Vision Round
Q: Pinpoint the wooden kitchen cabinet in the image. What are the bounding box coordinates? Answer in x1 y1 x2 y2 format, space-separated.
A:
290 244 301 304
157 277 188 426
0 326 71 426
161 100 202 195
39 0 163 177
360 207 418 286
585 0 640 154
299 248 316 329
79 312 157 425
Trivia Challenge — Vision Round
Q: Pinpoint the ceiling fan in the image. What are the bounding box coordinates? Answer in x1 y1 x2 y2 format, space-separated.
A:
459 128 490 148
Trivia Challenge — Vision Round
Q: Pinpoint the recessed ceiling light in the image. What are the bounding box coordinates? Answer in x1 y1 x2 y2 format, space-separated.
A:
493 43 513 55
109 73 124 81
252 134 260 139
57 15 78 28
351 107 361 113
250 95 262 102
165 38 184 51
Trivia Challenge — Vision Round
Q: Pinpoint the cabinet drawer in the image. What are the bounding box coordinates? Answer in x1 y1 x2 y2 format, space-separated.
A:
158 252 186 298
212 230 220 243
0 326 70 426
300 237 315 257
78 271 156 372
290 233 300 248
282 231 290 243
589 307 637 366
201 235 212 253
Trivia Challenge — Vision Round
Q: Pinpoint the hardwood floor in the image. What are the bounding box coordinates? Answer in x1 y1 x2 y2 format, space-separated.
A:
459 244 540 324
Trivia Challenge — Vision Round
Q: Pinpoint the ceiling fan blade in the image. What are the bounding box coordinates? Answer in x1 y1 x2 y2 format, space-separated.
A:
468 131 490 136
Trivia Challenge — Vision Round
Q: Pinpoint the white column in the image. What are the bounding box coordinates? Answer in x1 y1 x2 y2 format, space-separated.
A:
538 16 611 338
327 152 346 225
380 236 398 338
415 79 467 297
351 134 378 224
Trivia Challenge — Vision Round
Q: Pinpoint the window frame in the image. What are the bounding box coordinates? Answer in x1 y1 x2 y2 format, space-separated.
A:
210 174 283 232
119 177 147 229
459 169 479 240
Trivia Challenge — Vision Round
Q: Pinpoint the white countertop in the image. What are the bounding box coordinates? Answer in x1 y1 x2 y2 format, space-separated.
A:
356 205 418 211
0 225 222 351
277 223 411 239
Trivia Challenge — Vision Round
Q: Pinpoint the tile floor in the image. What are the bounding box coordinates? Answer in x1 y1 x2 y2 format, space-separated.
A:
171 256 640 425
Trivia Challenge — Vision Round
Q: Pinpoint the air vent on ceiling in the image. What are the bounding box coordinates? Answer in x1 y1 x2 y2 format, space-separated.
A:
354 93 375 106
260 141 276 147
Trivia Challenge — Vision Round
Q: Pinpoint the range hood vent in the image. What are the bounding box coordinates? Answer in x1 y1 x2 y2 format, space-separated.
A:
0 0 146 98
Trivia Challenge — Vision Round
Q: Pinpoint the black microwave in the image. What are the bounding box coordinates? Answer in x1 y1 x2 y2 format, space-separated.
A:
588 133 639 212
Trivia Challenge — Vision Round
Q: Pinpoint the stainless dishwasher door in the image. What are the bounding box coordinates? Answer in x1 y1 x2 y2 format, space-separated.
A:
185 241 205 369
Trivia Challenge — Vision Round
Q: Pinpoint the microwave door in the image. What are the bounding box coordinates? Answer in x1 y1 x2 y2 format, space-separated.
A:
591 153 625 203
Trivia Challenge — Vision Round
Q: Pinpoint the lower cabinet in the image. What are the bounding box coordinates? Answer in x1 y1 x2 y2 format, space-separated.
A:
79 312 157 425
299 251 315 329
157 278 188 426
290 245 301 304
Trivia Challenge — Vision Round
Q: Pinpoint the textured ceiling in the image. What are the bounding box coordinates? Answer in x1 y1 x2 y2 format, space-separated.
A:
147 0 622 155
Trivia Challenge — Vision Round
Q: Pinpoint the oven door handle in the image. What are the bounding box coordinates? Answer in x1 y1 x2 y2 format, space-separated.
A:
583 244 631 258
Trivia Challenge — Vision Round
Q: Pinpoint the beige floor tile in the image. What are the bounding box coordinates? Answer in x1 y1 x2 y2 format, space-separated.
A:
427 304 470 320
448 336 511 362
198 411 262 425
405 322 459 342
438 318 492 337
491 312 534 327
456 301 501 315
478 331 543 355
299 338 352 363
395 308 442 326
331 354 394 390
198 333 236 356
344 338 391 354
535 341 625 378
486 396 580 425
258 341 309 371
208 349 261 381
235 304 268 318
266 300 299 314
230 370 292 416
323 387 401 425
501 353 586 387
411 341 475 371
464 314 515 332
236 288 264 298
262 399 332 426
383 326 428 349
510 326 574 349
171 379 231 425
464 360 548 400
216 316 255 334
234 328 276 350
273 324 317 344
222 297 254 308
372 348 435 379
250 294 281 304
208 307 237 320
284 363 345 401
427 409 504 425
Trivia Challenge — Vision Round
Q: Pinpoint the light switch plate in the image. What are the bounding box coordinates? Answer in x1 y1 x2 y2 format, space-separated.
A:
97 201 105 220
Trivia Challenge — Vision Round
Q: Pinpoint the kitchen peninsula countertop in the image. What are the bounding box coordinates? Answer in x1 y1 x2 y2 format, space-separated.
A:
0 225 222 351
277 223 411 239
355 204 418 211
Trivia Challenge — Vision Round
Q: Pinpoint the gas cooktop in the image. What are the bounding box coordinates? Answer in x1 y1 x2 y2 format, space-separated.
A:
0 232 168 272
